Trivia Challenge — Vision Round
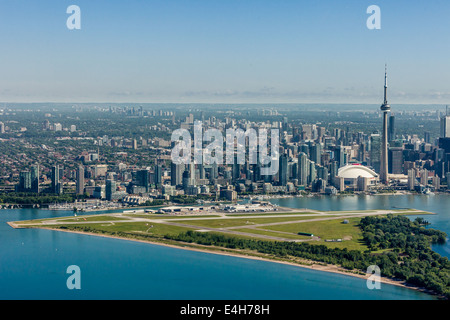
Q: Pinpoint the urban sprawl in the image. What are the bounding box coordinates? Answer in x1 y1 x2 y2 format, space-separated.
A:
1 98 450 211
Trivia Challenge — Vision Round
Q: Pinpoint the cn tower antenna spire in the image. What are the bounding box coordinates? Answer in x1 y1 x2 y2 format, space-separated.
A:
384 64 388 105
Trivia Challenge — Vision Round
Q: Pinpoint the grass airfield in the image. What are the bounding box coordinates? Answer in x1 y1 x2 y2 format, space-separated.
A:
11 207 431 252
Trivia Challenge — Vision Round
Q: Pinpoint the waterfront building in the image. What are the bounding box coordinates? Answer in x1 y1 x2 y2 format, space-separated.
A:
312 178 326 193
263 183 272 194
420 169 429 186
337 164 379 188
220 186 237 201
408 169 416 191
357 176 370 192
432 176 440 190
325 186 338 195
333 176 345 192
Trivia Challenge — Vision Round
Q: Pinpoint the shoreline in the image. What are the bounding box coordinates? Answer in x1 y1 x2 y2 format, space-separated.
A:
3 191 448 213
21 224 441 299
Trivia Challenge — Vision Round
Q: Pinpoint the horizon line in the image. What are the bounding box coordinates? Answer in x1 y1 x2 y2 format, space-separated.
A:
1 101 449 106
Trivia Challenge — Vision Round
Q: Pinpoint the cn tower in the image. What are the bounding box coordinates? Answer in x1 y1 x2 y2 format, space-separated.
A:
380 65 390 184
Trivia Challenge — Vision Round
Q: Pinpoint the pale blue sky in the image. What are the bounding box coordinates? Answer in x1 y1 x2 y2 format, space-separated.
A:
0 0 449 103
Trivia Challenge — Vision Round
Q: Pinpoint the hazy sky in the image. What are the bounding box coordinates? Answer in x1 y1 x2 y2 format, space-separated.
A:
0 0 449 104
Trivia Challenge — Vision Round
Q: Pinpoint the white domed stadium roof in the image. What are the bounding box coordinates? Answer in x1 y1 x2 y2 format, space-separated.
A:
338 164 378 179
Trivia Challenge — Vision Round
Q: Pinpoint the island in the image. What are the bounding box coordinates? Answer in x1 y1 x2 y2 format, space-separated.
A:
8 206 449 299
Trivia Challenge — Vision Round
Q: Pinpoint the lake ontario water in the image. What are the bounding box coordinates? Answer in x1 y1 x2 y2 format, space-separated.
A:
1 194 448 300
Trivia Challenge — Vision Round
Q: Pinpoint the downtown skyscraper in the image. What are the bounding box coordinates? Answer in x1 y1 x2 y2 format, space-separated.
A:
171 162 185 186
441 106 450 138
51 165 62 194
297 152 309 186
278 153 289 186
76 165 85 195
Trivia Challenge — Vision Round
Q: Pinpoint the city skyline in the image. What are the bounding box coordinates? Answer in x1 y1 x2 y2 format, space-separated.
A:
1 1 450 103
3 102 448 196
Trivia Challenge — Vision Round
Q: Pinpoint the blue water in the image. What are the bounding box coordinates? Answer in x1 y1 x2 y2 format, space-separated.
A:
1 194 448 300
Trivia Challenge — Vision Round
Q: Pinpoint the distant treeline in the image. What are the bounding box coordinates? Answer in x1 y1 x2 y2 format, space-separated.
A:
170 194 215 204
0 192 75 205
165 215 449 299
